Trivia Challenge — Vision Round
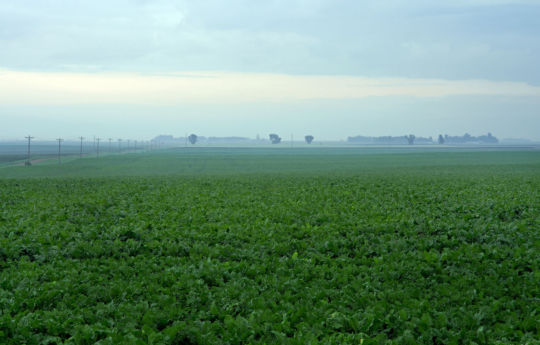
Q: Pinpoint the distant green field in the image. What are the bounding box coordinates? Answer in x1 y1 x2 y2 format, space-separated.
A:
0 154 28 165
1 147 539 178
0 142 124 167
1 148 539 344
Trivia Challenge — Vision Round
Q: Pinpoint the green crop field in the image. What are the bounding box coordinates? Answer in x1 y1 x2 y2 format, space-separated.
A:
0 148 539 344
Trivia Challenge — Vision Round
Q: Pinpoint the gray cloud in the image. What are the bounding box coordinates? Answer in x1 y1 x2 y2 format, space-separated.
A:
0 0 539 83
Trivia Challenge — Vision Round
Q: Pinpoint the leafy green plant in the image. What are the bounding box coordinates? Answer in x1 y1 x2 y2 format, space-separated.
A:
0 149 539 344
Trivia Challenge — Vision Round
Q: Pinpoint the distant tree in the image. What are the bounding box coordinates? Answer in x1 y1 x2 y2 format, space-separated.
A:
486 132 498 143
188 134 198 145
269 134 281 144
305 135 314 144
438 134 445 144
478 132 499 144
405 134 415 145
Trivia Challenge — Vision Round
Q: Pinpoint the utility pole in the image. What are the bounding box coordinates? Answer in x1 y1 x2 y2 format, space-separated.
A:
79 136 84 158
96 138 101 157
56 138 64 164
118 138 122 152
25 135 34 166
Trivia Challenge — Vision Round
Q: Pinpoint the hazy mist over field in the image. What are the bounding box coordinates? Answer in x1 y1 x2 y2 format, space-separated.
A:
1 0 539 140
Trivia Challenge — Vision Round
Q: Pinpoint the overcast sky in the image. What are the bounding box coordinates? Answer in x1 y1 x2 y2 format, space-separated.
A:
1 0 539 140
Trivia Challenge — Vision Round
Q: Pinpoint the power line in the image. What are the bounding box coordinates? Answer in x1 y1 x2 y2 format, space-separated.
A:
24 135 34 166
79 136 84 158
96 138 101 158
56 138 64 164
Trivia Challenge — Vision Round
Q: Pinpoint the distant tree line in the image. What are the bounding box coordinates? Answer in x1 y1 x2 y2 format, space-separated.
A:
347 135 432 145
348 133 498 145
153 134 317 145
441 133 498 144
153 135 252 144
154 132 499 146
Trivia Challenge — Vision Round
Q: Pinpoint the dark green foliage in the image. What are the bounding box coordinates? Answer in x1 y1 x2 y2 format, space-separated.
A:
438 135 445 145
0 149 539 344
188 135 198 145
269 134 281 144
405 135 416 145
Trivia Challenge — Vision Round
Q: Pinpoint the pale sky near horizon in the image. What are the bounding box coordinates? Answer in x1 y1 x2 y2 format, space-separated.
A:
1 0 539 141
